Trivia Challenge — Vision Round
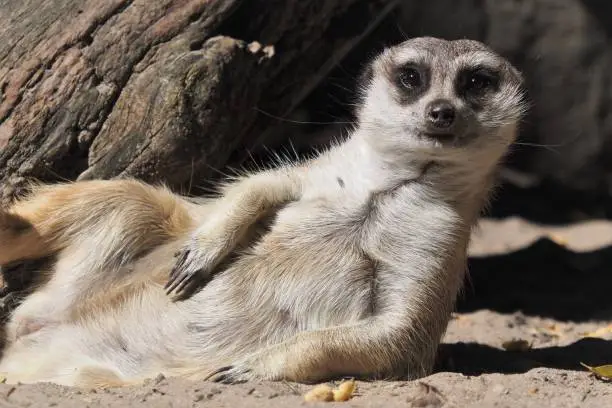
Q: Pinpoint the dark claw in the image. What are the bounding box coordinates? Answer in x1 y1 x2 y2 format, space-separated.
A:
165 249 199 299
204 365 251 384
164 271 190 295
165 248 216 301
174 277 202 301
215 374 230 384
167 250 190 282
204 365 233 381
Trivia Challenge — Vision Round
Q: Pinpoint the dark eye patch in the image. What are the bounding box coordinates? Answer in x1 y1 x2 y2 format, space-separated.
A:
456 66 501 110
389 62 431 105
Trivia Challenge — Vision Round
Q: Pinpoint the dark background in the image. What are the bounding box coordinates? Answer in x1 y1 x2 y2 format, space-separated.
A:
254 0 612 225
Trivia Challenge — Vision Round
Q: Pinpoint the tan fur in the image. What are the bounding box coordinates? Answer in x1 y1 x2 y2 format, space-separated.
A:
1 179 193 264
74 366 137 389
0 37 527 388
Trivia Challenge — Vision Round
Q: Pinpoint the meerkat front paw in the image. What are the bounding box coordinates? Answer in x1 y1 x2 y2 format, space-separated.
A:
165 241 218 300
204 346 293 384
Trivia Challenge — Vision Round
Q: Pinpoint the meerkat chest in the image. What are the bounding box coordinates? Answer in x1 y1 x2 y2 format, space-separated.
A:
271 181 371 231
230 182 464 329
360 183 467 276
235 194 375 325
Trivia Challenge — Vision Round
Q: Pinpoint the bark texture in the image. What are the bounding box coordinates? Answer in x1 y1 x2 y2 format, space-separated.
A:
0 0 398 204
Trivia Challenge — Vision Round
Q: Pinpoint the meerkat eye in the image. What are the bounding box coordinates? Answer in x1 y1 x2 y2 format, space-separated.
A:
462 69 499 94
399 67 422 89
467 73 492 90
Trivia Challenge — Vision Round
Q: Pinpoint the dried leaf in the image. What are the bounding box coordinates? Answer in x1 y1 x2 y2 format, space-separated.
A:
580 362 612 380
502 339 532 352
582 324 612 339
304 384 334 402
333 379 356 402
304 379 358 403
548 233 568 246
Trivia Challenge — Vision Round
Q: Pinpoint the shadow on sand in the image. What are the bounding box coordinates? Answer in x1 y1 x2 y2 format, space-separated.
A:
439 228 612 375
459 238 612 321
435 337 612 375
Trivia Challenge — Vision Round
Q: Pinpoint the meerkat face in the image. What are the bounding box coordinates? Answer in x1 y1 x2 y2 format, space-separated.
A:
358 37 527 162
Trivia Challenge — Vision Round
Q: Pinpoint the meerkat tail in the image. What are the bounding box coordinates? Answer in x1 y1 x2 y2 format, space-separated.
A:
0 178 194 267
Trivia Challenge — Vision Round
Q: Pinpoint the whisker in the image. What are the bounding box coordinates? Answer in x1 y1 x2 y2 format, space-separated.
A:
203 162 240 180
328 81 357 95
395 23 410 41
512 142 562 154
41 165 73 183
253 107 356 126
187 156 195 196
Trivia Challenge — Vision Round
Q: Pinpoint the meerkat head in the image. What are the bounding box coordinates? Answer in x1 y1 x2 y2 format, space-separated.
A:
356 37 527 167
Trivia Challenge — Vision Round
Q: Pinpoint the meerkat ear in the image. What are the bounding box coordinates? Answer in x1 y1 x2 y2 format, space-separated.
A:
503 60 525 88
504 62 529 105
354 61 375 104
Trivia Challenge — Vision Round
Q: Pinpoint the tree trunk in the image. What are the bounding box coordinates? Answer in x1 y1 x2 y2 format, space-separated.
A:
0 0 398 204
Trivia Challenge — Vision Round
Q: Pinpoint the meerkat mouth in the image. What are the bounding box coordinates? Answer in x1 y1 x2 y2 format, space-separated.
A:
423 132 456 141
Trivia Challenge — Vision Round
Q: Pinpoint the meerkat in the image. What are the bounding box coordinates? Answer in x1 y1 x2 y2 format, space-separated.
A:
0 37 526 388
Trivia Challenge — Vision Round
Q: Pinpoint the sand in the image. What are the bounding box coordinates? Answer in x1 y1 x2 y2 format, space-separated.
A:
0 216 610 407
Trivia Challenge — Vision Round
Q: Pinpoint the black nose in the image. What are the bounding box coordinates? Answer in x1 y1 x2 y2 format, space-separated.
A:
426 100 456 129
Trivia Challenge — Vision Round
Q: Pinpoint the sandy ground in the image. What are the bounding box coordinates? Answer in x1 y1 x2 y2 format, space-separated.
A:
0 216 611 407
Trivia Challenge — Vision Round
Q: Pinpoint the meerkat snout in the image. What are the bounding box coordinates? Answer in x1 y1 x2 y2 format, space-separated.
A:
356 37 527 159
425 99 456 132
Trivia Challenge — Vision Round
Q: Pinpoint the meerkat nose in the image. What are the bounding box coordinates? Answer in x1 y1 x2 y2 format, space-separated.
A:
426 100 456 129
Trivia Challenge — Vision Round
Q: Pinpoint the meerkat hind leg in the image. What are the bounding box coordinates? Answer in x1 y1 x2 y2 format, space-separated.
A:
203 319 417 384
4 179 192 340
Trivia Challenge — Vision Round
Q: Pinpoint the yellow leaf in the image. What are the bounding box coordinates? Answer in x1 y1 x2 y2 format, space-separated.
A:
304 384 334 402
548 234 568 246
580 362 612 379
582 324 612 338
333 379 356 402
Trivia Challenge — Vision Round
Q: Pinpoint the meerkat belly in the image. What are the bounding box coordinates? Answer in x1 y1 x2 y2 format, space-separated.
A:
180 201 374 356
0 201 375 377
